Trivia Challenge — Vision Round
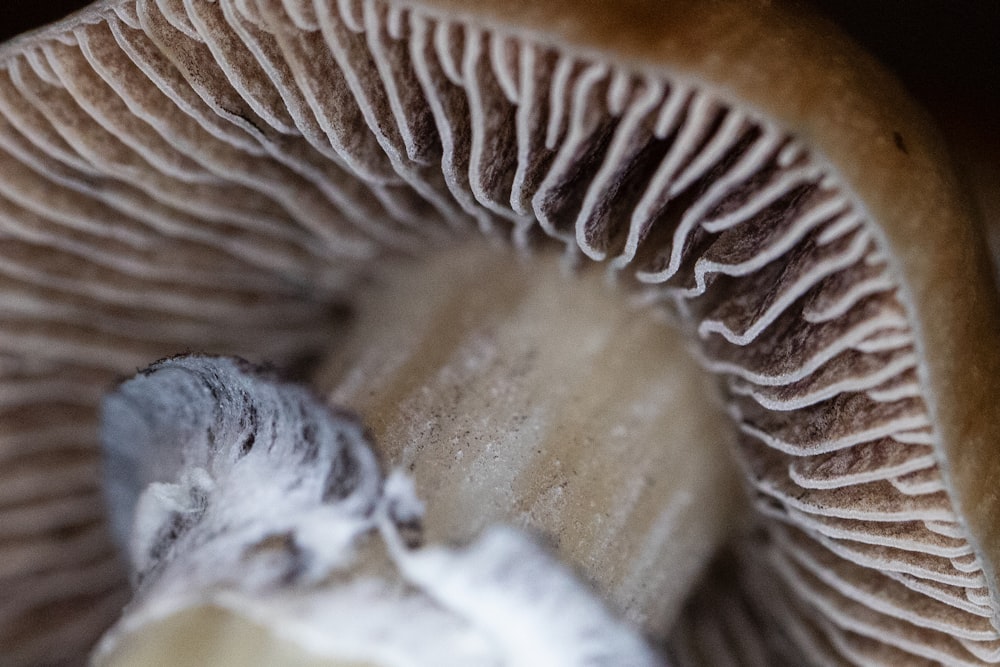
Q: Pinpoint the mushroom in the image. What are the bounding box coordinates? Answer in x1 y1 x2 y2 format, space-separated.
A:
1 0 999 665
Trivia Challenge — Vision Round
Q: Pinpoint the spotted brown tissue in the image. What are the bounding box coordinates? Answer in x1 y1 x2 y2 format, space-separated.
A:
0 0 999 665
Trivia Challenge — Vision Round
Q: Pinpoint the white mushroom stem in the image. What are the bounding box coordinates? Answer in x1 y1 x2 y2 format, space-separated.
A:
316 242 742 636
93 244 741 665
92 355 665 666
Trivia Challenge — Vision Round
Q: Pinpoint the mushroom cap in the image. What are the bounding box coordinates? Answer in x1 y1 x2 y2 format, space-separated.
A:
1 0 998 664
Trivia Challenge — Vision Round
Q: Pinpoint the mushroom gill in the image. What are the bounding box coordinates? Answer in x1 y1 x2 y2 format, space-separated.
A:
1 0 999 665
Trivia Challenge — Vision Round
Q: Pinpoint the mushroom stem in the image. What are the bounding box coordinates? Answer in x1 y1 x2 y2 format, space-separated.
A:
92 353 668 666
316 241 742 636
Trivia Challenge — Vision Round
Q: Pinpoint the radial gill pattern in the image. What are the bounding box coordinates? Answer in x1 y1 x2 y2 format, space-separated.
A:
0 0 994 665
